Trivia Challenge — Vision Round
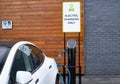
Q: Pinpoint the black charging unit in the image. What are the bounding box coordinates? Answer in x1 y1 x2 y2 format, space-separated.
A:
67 39 76 84
62 33 81 84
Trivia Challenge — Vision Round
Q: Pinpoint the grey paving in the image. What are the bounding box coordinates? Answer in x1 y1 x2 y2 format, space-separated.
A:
82 76 120 84
59 75 120 84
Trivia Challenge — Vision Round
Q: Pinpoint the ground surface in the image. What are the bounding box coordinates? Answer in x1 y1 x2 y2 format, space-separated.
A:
59 75 120 84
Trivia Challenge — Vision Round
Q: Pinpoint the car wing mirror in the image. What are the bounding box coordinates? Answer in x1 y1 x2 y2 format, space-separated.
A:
16 71 33 84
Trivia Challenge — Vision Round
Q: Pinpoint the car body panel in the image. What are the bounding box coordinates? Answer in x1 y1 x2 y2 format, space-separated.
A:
0 40 58 84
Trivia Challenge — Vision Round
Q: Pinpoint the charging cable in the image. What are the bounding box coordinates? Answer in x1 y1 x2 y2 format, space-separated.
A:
58 71 64 84
57 64 71 84
56 50 71 84
57 50 67 58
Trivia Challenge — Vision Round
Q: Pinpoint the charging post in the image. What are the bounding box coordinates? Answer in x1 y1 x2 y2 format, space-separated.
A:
67 39 76 84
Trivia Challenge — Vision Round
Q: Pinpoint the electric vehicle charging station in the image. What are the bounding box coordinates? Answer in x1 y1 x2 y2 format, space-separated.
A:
61 2 81 84
67 39 76 84
57 37 81 84
57 38 81 84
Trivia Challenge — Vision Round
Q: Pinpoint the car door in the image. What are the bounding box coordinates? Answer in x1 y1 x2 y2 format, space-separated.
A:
25 44 46 84
23 44 57 84
9 46 28 84
9 44 45 84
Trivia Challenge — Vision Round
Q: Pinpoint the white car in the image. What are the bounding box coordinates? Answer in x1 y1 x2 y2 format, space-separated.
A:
0 40 59 84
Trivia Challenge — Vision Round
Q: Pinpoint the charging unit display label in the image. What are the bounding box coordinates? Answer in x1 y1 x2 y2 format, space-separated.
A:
63 2 81 32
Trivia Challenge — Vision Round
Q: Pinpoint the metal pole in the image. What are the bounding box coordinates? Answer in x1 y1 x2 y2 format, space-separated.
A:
78 33 81 84
63 33 66 84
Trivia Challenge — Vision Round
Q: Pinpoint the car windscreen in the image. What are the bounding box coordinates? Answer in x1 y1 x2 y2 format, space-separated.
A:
0 46 10 74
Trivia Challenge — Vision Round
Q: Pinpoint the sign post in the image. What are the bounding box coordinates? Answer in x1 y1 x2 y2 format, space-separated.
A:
62 2 81 84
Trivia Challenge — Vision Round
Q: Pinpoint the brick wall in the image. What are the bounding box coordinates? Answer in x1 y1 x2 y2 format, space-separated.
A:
85 0 120 75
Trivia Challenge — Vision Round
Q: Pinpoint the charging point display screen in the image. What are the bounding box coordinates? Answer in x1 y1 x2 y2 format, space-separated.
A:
67 39 76 48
